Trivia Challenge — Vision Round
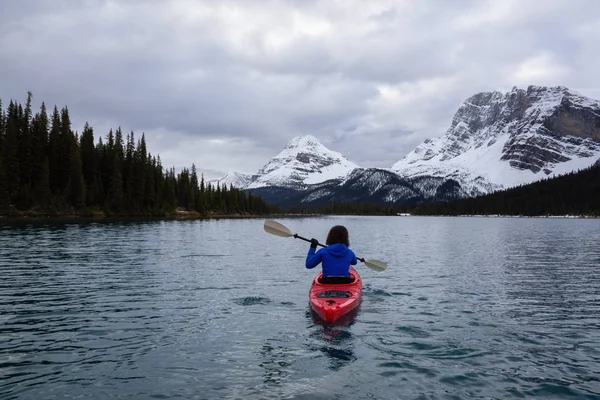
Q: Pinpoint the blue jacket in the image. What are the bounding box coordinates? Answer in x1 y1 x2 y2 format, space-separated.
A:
306 243 358 277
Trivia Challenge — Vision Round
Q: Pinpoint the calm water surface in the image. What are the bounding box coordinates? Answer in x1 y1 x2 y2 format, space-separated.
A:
1 216 599 399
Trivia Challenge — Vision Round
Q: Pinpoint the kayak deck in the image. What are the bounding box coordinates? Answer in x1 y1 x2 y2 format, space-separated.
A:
309 267 362 323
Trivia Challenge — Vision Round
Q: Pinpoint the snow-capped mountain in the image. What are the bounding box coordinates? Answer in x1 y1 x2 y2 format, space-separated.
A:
391 86 600 194
208 171 253 189
245 135 359 189
212 85 600 206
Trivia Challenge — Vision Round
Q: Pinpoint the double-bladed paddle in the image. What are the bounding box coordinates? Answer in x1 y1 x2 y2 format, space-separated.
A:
263 219 387 272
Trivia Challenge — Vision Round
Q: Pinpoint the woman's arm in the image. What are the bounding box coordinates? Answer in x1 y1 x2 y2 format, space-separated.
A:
350 249 358 265
306 247 323 269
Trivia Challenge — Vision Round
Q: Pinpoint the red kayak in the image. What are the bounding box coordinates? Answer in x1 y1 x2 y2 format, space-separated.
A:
309 267 362 323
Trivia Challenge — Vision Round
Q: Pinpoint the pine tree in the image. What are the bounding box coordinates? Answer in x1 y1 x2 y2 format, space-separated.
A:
132 135 147 212
4 101 20 204
31 102 48 205
115 127 125 162
58 106 73 194
18 92 33 203
67 136 85 208
80 123 98 206
123 131 135 210
144 153 156 212
197 173 207 213
153 155 164 211
48 106 61 195
103 130 123 212
190 164 199 211
95 137 106 206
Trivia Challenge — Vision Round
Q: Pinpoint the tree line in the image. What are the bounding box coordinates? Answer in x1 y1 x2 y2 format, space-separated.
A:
287 201 404 216
411 162 600 217
0 92 276 216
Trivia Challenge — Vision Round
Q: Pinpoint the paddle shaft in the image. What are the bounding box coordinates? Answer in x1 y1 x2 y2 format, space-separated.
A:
293 233 367 263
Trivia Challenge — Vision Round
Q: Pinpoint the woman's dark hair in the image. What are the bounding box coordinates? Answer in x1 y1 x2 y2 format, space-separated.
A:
326 225 350 246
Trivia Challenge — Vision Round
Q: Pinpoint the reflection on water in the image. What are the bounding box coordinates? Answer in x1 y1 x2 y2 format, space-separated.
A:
306 309 357 372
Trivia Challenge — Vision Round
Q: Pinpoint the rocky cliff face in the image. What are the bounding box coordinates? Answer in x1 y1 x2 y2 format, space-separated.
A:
392 86 600 191
499 86 600 173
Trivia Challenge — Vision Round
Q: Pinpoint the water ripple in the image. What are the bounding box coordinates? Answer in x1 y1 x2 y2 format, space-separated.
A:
1 217 600 399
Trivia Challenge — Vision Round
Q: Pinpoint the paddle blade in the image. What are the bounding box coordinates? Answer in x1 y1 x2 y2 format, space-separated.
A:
363 259 387 272
264 220 294 238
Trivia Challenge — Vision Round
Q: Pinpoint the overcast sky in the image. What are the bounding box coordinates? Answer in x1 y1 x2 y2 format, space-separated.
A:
1 0 599 179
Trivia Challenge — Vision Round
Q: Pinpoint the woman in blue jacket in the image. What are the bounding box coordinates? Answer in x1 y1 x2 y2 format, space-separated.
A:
306 225 357 284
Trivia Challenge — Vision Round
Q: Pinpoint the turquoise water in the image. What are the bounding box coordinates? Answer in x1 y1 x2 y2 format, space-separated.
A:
1 216 599 399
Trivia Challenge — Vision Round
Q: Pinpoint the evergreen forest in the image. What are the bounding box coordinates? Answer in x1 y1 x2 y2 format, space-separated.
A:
0 93 276 217
411 163 600 217
287 202 406 216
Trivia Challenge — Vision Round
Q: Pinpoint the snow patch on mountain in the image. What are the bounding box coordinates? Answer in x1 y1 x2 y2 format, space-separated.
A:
246 135 358 189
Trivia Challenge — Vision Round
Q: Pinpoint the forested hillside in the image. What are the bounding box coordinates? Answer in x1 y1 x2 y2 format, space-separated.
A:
411 162 600 217
0 93 275 217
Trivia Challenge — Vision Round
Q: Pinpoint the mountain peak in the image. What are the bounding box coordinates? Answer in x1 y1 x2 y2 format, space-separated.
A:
246 135 359 189
284 135 324 150
208 170 253 189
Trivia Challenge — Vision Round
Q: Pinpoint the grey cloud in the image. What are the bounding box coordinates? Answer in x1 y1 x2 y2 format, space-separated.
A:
1 0 600 178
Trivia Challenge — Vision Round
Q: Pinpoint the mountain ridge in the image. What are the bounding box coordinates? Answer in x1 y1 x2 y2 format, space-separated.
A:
212 85 600 206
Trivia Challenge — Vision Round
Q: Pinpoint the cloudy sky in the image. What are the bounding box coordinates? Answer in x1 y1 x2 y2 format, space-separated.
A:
1 0 599 179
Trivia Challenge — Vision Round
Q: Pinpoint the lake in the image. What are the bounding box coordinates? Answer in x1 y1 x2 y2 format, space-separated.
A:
1 216 599 399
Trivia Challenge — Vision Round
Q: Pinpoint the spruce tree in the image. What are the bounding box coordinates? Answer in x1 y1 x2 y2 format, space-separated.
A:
190 164 199 211
80 123 97 206
115 127 124 159
67 136 85 208
58 106 73 194
123 132 135 210
48 106 61 195
95 137 106 206
132 136 146 211
153 156 164 211
4 101 20 204
20 92 33 194
31 103 48 205
144 154 155 212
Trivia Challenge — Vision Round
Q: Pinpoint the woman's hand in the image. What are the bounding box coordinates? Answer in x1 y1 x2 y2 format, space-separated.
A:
310 238 319 249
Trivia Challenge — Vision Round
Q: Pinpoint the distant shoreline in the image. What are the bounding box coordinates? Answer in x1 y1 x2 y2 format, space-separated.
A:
3 211 596 222
0 210 321 222
399 214 599 219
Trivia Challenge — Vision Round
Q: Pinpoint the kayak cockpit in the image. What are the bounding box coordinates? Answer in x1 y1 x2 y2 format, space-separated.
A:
316 290 352 298
317 270 358 284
